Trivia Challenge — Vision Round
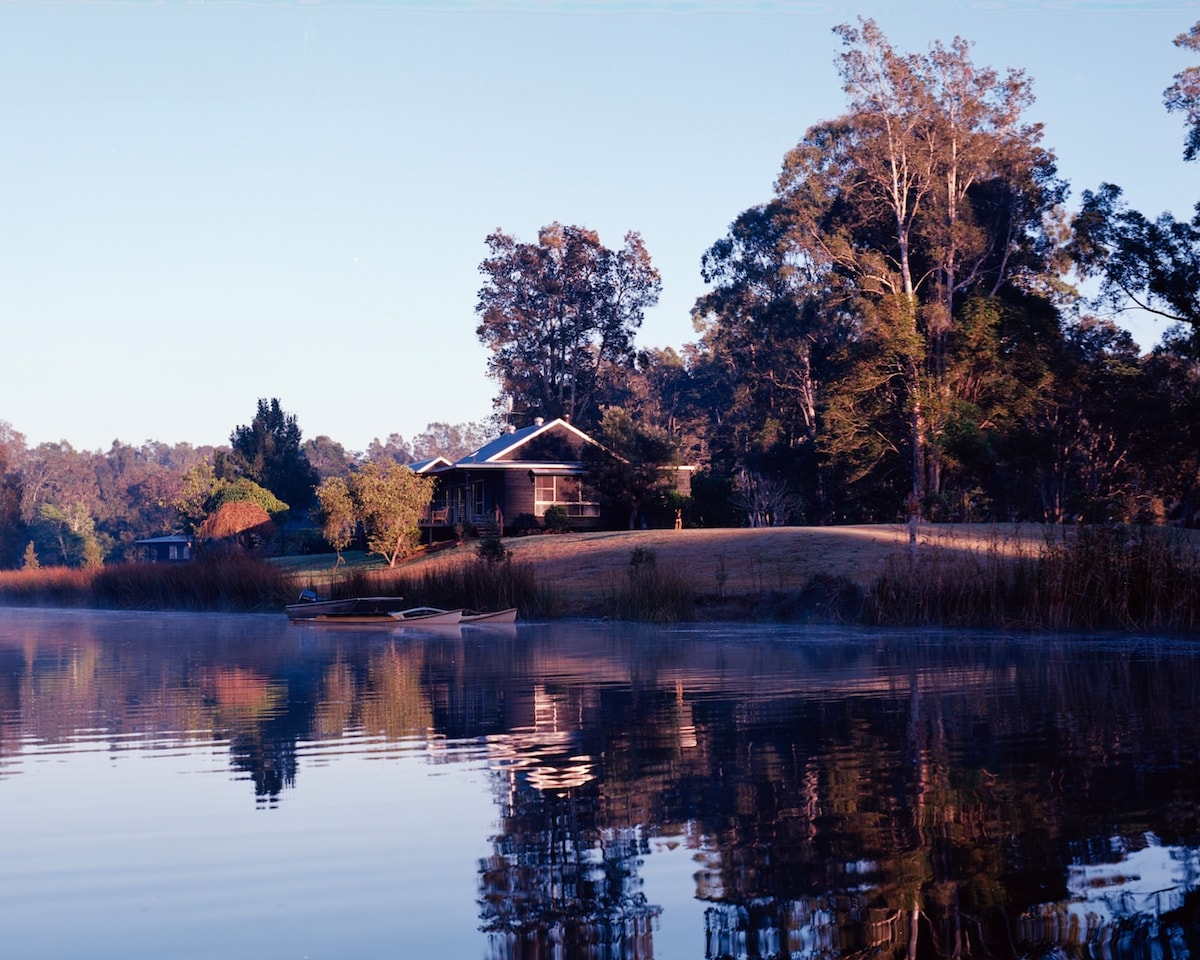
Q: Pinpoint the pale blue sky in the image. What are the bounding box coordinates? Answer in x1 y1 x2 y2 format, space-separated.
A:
2 0 1198 454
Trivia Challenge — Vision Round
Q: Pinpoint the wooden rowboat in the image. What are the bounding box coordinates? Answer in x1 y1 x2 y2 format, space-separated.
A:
389 607 465 626
285 592 407 623
461 607 518 624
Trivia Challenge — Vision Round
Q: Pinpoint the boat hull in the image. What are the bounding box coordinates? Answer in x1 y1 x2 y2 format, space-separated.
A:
285 596 407 622
389 607 465 626
461 608 518 624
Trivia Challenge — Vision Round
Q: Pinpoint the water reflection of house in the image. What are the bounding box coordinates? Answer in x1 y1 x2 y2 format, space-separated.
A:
480 686 660 960
133 534 193 563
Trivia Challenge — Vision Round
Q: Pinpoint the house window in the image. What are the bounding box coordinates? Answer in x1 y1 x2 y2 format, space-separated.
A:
472 481 485 518
533 474 600 518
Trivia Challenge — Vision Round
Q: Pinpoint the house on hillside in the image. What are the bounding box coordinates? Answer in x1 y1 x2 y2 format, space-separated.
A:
420 417 693 535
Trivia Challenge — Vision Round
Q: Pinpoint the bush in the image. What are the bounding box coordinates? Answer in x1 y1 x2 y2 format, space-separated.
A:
543 505 572 534
476 521 509 563
511 513 540 535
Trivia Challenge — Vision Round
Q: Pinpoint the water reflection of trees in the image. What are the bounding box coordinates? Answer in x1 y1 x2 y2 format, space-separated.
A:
457 633 1200 960
3 615 1200 957
671 643 1200 960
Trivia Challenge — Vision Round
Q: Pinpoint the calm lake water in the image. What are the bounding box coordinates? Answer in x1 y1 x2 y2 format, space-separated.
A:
0 609 1197 960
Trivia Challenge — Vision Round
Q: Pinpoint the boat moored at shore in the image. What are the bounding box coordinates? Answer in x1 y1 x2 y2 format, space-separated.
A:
285 592 408 623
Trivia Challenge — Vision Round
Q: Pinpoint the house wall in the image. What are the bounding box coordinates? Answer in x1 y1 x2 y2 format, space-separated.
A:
501 472 537 522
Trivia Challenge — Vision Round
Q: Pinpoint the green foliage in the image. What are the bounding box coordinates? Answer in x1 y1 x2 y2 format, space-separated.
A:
1073 182 1200 358
1164 22 1200 161
81 537 105 569
303 435 352 481
542 505 572 534
314 475 356 566
33 501 103 567
208 477 289 516
769 18 1062 513
476 520 509 563
584 407 680 529
0 422 25 569
172 461 218 534
476 223 660 429
229 398 319 511
315 461 434 568
410 421 493 462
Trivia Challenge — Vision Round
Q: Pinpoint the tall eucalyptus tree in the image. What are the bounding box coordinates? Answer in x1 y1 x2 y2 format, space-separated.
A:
773 18 1065 511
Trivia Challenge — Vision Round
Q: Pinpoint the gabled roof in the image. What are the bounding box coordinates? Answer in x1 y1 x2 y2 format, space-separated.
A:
453 418 603 466
407 456 453 473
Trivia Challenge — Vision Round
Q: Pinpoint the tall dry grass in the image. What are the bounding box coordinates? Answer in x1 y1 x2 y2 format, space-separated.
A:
864 525 1200 633
0 557 294 612
601 548 696 622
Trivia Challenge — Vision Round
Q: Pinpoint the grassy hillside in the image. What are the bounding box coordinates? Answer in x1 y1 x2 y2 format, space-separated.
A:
391 523 1048 604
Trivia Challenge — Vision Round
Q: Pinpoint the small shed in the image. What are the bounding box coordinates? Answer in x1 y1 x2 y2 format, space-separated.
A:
134 535 193 563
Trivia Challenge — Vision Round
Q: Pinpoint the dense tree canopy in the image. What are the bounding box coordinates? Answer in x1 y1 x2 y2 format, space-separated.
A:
583 408 681 530
476 223 660 430
685 18 1069 523
229 398 319 512
778 18 1065 509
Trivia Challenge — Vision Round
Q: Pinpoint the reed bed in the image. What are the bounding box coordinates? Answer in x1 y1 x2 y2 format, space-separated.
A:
864 525 1200 633
0 556 294 612
0 565 95 607
601 548 697 622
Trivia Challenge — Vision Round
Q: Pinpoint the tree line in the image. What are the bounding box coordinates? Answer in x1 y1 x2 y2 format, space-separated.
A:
476 18 1200 528
5 19 1200 569
0 405 492 569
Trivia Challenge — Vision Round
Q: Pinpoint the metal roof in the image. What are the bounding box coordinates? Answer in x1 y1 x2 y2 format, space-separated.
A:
453 418 599 465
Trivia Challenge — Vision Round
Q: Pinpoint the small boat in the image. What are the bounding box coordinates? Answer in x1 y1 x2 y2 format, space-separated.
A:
461 607 518 625
389 607 465 626
285 591 407 623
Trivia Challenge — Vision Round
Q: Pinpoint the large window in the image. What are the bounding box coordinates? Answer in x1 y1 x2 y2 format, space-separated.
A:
533 474 599 518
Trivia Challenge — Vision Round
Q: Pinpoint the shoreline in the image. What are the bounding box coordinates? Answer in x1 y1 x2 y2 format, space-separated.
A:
4 524 1200 634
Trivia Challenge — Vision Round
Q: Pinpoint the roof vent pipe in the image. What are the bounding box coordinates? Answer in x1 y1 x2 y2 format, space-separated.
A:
534 417 544 427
